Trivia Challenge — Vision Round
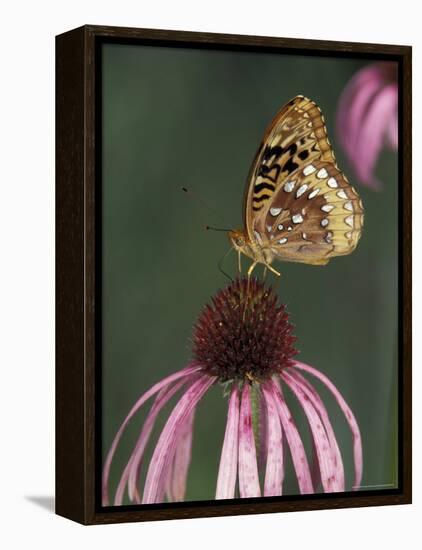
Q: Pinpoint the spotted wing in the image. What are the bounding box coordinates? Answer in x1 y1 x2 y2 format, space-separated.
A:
244 95 336 242
252 161 364 265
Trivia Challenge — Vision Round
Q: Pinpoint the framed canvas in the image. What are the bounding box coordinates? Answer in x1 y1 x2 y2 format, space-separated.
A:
56 25 412 525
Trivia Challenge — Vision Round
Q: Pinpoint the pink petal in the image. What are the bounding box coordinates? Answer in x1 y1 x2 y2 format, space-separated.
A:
267 379 314 494
282 370 342 493
168 407 196 502
288 369 345 490
310 438 322 491
262 385 284 496
293 361 363 489
336 62 399 189
142 375 214 504
115 379 186 505
128 378 190 503
337 64 385 156
353 84 398 187
258 390 268 472
164 463 174 502
238 383 261 498
386 106 398 150
102 363 202 505
216 385 240 499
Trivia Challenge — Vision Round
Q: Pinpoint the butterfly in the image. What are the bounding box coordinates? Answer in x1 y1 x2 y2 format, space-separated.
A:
229 95 364 277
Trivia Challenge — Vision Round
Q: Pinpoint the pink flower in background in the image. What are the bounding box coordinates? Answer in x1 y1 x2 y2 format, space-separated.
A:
336 62 398 189
102 278 362 505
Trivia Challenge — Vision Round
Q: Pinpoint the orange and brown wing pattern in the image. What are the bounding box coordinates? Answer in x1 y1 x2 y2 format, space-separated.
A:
244 95 336 241
252 160 364 265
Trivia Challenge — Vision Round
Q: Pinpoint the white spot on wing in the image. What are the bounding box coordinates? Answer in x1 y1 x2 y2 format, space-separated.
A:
321 219 329 228
327 177 338 188
270 207 282 216
254 230 263 244
278 237 288 244
303 164 316 176
292 214 304 224
337 189 348 199
321 204 334 213
296 184 308 198
283 181 295 192
317 168 328 179
308 188 320 199
345 215 354 227
344 201 353 211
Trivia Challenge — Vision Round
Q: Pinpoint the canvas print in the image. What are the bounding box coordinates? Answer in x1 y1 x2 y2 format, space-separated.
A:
100 45 398 506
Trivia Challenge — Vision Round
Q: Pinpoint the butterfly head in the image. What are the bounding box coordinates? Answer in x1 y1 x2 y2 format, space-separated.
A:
228 229 248 253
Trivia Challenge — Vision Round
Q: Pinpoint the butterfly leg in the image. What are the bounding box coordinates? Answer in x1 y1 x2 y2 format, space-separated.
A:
265 263 281 277
238 250 242 274
262 249 280 278
247 261 257 279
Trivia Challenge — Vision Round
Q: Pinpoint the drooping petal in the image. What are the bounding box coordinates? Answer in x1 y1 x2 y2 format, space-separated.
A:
142 375 215 504
102 363 202 505
268 378 314 494
293 361 363 489
164 461 174 502
353 84 398 187
282 370 342 493
258 391 268 472
336 62 398 189
216 385 240 499
262 385 284 496
115 379 186 505
310 438 322 491
168 406 196 502
238 383 261 498
386 103 399 150
288 369 345 490
337 64 385 156
127 378 191 503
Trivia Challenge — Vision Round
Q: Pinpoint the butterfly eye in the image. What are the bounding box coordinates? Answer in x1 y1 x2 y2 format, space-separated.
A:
236 237 245 247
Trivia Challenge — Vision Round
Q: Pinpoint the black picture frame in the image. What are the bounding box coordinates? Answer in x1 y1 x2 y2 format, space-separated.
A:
56 24 412 525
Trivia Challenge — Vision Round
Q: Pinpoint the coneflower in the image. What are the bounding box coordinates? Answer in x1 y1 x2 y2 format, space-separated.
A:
102 278 362 505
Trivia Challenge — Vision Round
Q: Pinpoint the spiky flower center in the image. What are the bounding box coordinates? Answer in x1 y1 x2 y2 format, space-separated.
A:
192 278 297 383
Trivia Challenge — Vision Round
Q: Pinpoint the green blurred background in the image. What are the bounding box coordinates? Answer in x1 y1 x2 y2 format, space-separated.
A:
101 44 398 503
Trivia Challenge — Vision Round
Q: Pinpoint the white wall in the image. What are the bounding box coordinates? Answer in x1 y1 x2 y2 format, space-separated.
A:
0 1 418 548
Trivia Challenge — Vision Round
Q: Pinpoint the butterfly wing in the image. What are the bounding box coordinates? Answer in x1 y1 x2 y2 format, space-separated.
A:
252 160 364 265
244 95 336 241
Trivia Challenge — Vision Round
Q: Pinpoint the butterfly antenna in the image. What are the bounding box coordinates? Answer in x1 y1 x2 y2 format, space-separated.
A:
206 225 232 232
217 247 234 282
181 187 231 229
